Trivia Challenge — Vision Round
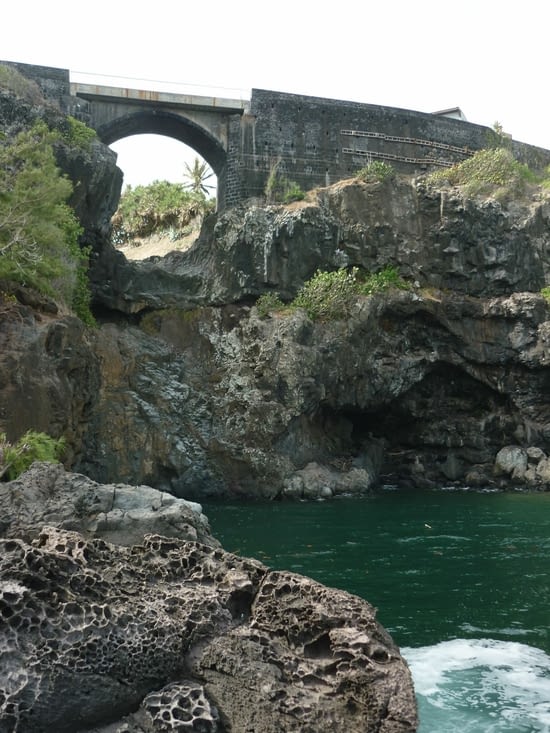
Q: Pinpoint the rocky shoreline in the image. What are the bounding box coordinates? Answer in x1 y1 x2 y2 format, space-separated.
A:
0 463 418 732
4 73 550 731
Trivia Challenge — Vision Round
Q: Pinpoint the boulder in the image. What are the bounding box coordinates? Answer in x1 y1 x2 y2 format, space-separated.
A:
0 526 418 732
283 461 376 499
0 462 216 547
535 457 550 483
494 446 528 479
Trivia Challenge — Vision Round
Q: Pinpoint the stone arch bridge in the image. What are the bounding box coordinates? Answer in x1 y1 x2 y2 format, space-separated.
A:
5 61 550 210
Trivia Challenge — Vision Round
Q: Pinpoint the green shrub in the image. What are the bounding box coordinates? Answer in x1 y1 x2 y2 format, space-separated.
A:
0 121 96 323
355 161 395 183
256 292 286 318
427 147 535 198
359 265 409 295
63 116 97 151
282 181 305 203
0 430 65 481
70 243 96 326
112 180 209 243
0 64 45 105
290 265 408 321
292 268 360 321
265 160 305 203
541 286 550 304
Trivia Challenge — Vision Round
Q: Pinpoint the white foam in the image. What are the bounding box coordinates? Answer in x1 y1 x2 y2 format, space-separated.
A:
402 638 550 733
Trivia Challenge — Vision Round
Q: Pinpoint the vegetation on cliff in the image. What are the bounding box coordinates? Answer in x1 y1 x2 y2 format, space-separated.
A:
0 63 45 105
426 147 538 199
265 159 305 203
111 180 215 245
256 265 408 320
62 115 97 151
0 120 95 324
0 430 65 481
355 161 395 183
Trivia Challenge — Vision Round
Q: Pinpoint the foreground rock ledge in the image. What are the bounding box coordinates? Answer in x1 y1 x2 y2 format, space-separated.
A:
0 462 216 548
0 525 417 732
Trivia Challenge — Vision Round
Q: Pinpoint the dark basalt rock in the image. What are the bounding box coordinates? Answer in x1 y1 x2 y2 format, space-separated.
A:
0 525 417 732
72 288 550 497
3 89 550 496
85 178 550 315
0 302 99 466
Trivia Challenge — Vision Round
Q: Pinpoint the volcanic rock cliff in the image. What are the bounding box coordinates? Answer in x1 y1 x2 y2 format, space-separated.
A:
3 76 550 733
2 86 550 499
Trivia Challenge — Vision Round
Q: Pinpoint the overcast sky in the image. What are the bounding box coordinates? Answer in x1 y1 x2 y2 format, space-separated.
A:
3 0 549 189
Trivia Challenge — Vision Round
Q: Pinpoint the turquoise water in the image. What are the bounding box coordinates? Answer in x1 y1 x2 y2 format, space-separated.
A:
204 487 550 732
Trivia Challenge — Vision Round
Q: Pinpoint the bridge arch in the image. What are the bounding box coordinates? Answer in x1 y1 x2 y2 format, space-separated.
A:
96 109 227 180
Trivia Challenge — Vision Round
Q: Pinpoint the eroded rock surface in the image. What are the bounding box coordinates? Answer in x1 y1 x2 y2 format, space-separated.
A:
0 302 99 467
0 462 216 547
74 288 550 497
0 527 417 733
88 179 550 314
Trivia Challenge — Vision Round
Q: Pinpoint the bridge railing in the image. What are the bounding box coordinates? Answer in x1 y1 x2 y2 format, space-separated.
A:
70 70 250 103
341 129 473 157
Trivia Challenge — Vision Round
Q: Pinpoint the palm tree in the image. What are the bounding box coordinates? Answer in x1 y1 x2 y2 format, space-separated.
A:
183 157 215 196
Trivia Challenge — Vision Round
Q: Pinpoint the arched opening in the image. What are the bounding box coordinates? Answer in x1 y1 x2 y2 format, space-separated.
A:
97 109 227 179
109 134 216 260
110 134 213 192
99 110 226 260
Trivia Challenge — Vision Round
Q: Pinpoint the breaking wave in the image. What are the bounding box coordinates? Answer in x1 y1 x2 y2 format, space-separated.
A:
402 638 550 733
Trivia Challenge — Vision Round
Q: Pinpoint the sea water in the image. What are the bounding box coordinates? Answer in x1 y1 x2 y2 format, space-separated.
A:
204 487 550 732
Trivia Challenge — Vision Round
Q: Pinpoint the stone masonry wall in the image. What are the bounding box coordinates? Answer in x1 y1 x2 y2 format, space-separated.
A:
4 61 550 208
1 60 71 106
242 88 550 199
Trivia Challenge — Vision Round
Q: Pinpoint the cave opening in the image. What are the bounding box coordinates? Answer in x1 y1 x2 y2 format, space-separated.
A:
312 363 517 487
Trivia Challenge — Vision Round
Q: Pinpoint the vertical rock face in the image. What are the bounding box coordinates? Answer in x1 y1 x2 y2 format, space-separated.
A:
0 85 120 462
3 84 550 495
71 287 550 497
0 525 418 732
0 299 99 466
85 178 550 314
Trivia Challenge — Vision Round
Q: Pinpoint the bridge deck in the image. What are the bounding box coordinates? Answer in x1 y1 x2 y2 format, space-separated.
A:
70 82 248 113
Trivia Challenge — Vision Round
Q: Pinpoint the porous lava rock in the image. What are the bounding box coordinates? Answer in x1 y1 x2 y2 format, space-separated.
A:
0 526 418 733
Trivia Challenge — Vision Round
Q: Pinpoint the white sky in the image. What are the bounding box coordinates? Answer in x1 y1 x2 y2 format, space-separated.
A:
3 0 549 189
